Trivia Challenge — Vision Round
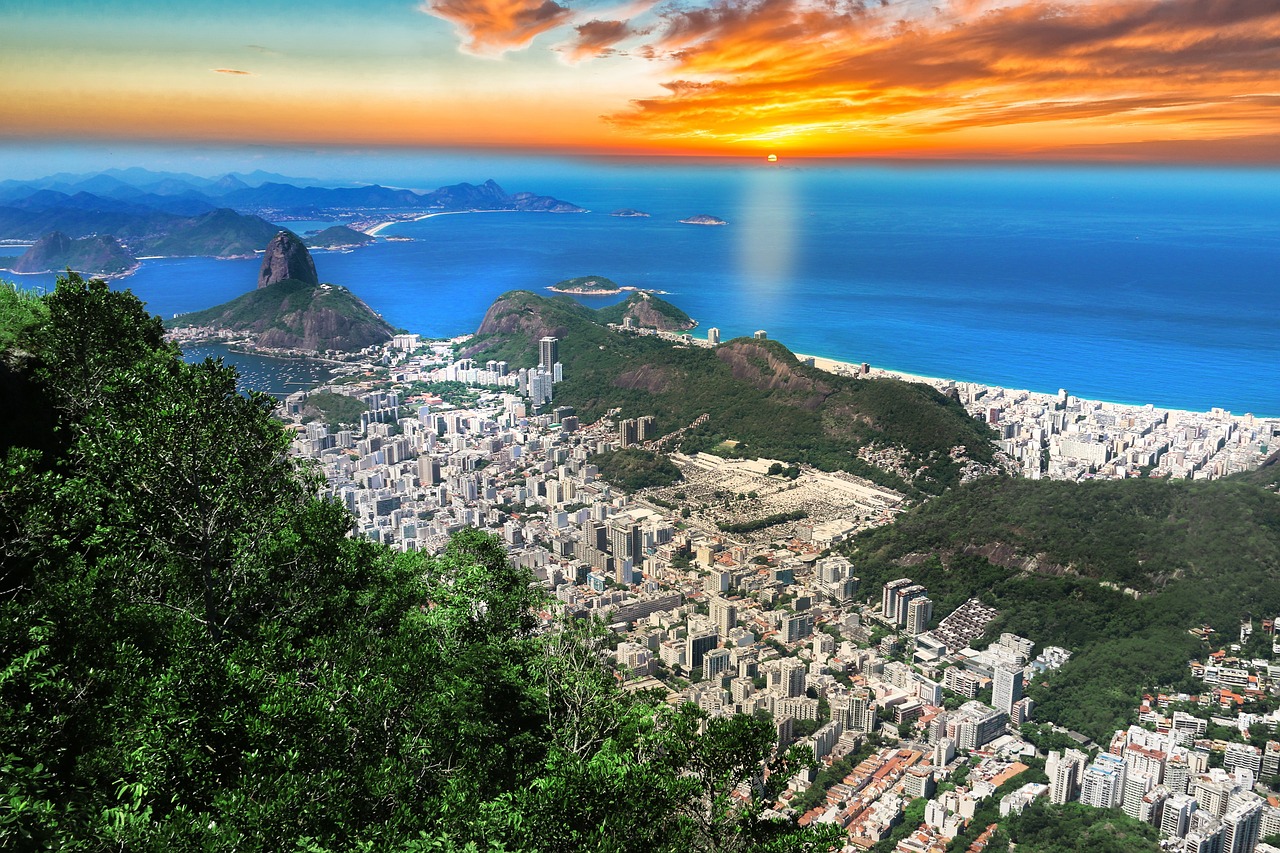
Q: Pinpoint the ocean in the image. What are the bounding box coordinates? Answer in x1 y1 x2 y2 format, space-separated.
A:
9 160 1279 415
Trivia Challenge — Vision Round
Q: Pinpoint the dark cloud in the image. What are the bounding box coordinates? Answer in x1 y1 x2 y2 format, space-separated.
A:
563 18 641 61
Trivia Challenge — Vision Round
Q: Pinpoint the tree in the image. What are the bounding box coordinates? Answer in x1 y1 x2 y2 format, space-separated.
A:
0 274 846 852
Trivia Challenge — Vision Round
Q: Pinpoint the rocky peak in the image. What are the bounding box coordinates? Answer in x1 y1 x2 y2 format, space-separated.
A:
257 230 317 289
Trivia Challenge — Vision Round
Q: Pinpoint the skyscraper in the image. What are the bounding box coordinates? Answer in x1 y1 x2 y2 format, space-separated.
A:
882 578 913 620
539 336 559 369
906 596 933 635
993 664 1023 716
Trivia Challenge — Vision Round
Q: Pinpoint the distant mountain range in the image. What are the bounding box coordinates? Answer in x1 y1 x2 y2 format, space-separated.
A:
0 168 584 274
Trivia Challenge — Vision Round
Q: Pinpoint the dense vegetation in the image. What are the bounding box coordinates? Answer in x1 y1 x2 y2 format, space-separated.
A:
551 275 620 292
847 476 1280 739
999 802 1160 853
0 275 841 852
719 510 808 535
304 225 374 249
168 277 394 352
592 448 684 491
8 231 137 275
595 292 696 331
469 291 996 495
303 390 368 426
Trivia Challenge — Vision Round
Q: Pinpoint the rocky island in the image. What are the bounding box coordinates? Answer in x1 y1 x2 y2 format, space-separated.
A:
168 230 394 353
609 208 650 217
304 225 375 249
548 275 625 294
679 214 728 226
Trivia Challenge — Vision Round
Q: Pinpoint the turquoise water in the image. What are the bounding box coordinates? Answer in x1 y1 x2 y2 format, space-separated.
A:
11 162 1280 415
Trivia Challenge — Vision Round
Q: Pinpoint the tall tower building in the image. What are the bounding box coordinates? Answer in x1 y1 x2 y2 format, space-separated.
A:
539 336 559 370
710 597 738 638
993 664 1024 716
1048 749 1088 805
780 658 807 698
619 418 639 448
707 327 720 345
905 596 933 635
882 578 913 620
1221 798 1262 853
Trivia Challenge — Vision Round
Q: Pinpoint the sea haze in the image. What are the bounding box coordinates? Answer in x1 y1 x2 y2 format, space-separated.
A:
11 160 1278 415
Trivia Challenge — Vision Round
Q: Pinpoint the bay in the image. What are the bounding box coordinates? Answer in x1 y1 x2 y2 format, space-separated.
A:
8 161 1278 415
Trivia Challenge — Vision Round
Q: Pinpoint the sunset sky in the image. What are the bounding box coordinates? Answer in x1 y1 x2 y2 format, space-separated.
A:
4 0 1280 162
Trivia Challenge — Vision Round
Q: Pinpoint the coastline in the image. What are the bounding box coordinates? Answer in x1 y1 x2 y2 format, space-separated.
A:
793 351 1273 421
367 208 586 237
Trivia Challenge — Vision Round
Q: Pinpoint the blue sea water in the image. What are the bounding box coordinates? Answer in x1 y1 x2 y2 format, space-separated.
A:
10 161 1279 415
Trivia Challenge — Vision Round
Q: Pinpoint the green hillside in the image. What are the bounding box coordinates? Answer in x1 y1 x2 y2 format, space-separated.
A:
304 225 374 248
845 476 1280 738
10 232 137 275
551 274 621 292
170 278 394 352
596 292 695 332
139 208 283 257
469 291 996 495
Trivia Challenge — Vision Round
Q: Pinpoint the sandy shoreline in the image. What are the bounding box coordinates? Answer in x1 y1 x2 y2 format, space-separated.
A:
367 208 583 237
792 351 1265 420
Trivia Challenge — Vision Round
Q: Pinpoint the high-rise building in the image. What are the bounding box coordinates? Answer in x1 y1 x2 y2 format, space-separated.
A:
1122 772 1154 820
539 336 559 369
993 664 1024 716
1221 797 1262 853
1047 748 1088 805
710 597 737 637
782 612 814 644
894 584 927 626
906 596 933 635
780 658 807 698
703 647 732 680
882 578 913 620
707 327 720 345
637 415 656 441
1224 744 1263 779
686 630 718 670
1081 753 1127 808
1165 755 1192 796
619 418 638 448
1161 793 1199 838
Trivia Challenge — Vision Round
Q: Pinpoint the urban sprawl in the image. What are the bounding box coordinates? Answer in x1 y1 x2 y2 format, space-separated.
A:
271 322 1280 853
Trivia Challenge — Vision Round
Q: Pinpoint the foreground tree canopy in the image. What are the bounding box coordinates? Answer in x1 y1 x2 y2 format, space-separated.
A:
0 275 840 851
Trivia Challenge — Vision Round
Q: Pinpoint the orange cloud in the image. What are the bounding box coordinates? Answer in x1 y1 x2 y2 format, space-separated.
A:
421 0 575 55
608 0 1280 155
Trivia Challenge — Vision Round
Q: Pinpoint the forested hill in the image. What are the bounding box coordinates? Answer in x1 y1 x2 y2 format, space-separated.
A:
469 290 998 495
0 274 839 851
844 476 1280 739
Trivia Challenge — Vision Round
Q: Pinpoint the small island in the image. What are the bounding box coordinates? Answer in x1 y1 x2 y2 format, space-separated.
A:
548 275 624 294
679 214 728 226
610 209 650 218
304 225 376 250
